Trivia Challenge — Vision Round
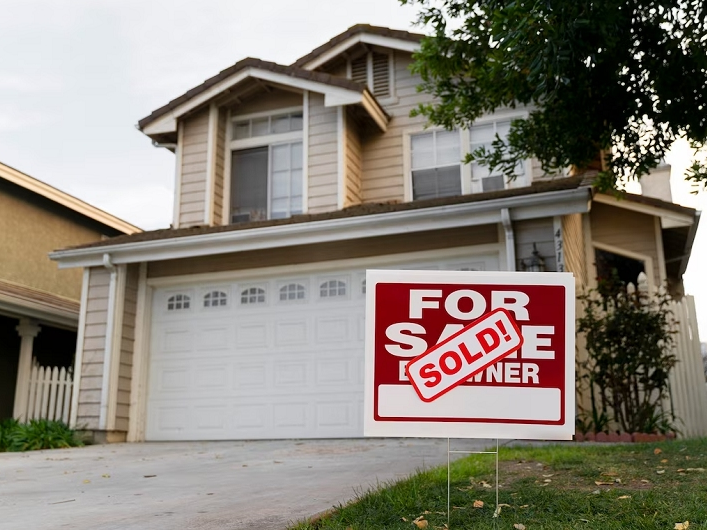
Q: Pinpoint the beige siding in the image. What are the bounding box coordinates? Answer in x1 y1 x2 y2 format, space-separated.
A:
148 225 499 278
115 264 138 432
212 108 227 226
0 179 119 301
230 88 302 116
360 51 428 203
562 213 586 286
513 218 557 271
590 202 661 286
179 109 209 227
308 93 339 212
343 108 362 206
77 267 110 429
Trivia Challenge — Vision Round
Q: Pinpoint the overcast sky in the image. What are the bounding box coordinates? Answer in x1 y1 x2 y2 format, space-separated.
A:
1 0 706 338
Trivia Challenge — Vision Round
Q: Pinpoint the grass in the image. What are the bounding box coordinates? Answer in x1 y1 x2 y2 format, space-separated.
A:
290 438 707 529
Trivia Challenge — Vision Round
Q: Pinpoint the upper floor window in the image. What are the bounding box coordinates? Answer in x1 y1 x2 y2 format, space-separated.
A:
232 111 303 140
230 108 303 223
470 118 525 192
411 130 461 200
349 51 391 99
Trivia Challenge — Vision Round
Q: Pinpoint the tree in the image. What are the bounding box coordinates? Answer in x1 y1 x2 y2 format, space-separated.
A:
400 0 707 191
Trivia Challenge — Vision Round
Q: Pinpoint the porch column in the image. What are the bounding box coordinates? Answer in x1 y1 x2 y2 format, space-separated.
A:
12 318 41 421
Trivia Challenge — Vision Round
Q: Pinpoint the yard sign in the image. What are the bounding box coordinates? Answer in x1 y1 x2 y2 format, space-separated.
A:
364 270 575 440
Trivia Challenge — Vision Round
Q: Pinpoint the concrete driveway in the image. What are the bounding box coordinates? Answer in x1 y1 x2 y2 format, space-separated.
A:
0 438 493 529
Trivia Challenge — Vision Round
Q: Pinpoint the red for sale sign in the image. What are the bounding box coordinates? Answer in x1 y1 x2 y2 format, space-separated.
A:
364 270 575 440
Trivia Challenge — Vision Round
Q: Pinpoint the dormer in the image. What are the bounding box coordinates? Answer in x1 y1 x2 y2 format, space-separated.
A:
139 58 388 229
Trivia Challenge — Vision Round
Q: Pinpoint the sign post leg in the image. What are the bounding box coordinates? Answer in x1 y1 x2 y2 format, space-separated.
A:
448 439 502 529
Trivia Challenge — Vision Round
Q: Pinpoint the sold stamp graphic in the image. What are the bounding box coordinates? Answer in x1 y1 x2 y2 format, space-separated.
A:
364 269 575 440
406 308 523 402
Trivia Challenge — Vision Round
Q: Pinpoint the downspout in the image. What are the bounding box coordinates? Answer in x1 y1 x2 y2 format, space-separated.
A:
99 253 117 430
501 208 516 271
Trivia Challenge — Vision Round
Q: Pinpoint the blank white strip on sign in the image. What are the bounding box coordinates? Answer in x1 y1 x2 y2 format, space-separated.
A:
378 384 561 422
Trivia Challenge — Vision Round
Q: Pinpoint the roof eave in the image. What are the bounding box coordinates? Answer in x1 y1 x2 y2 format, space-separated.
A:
50 186 592 269
140 66 384 138
296 32 422 71
0 162 141 235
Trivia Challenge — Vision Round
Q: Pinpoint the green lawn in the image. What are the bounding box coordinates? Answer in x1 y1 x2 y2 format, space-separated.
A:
290 438 707 530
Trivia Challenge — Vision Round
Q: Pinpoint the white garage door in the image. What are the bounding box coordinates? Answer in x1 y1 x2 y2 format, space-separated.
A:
146 253 499 440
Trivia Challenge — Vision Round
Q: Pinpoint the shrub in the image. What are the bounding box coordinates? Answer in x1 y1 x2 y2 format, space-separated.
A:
0 419 83 452
577 275 677 434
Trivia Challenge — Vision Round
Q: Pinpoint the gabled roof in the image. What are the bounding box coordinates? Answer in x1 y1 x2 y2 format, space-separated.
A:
138 58 389 138
0 161 141 235
293 24 424 70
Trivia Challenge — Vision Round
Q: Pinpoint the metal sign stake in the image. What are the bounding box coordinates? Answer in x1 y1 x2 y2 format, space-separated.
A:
447 438 501 529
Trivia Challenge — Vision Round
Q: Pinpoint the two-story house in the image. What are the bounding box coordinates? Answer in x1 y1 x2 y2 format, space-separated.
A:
51 25 699 443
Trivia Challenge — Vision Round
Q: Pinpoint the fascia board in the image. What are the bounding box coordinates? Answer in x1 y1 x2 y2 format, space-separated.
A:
0 298 79 329
0 163 140 234
593 193 693 228
141 68 366 136
302 34 421 70
51 187 592 269
361 92 389 132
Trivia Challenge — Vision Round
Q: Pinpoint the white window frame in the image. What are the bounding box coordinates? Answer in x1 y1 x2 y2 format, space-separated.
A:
403 110 532 202
468 109 531 194
227 106 305 223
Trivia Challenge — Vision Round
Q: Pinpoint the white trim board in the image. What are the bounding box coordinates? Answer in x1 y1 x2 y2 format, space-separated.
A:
141 67 388 137
298 33 420 71
593 193 694 229
0 162 140 235
50 187 592 269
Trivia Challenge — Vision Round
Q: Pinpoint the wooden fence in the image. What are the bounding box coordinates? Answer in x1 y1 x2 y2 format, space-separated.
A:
665 295 707 438
21 362 74 424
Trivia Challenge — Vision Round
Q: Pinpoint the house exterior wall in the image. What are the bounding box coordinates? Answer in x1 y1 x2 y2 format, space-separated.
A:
179 109 210 227
76 266 110 429
360 51 428 203
308 93 339 213
513 218 557 272
590 201 662 286
343 107 363 207
212 108 227 226
0 180 112 301
147 224 500 278
116 264 138 432
562 213 586 286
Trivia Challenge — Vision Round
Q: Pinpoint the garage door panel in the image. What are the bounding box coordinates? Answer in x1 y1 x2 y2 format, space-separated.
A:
146 251 501 440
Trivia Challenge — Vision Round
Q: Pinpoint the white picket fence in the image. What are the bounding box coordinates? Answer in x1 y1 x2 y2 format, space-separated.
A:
21 362 74 423
665 295 707 438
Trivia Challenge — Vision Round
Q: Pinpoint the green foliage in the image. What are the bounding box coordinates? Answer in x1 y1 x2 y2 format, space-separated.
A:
577 280 678 434
0 419 83 452
400 0 707 191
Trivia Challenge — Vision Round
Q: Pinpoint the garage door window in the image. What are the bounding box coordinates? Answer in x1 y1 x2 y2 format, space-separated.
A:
320 280 346 298
241 287 266 305
167 294 190 311
279 283 306 301
204 291 228 308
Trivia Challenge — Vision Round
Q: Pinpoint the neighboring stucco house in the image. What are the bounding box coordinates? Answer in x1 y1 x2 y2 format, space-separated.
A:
50 25 700 443
0 161 139 422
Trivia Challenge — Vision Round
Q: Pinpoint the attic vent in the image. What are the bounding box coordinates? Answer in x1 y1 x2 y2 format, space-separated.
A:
371 52 390 98
351 56 368 86
349 52 391 99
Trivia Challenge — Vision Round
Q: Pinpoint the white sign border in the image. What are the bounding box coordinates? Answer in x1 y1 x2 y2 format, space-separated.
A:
364 269 576 440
